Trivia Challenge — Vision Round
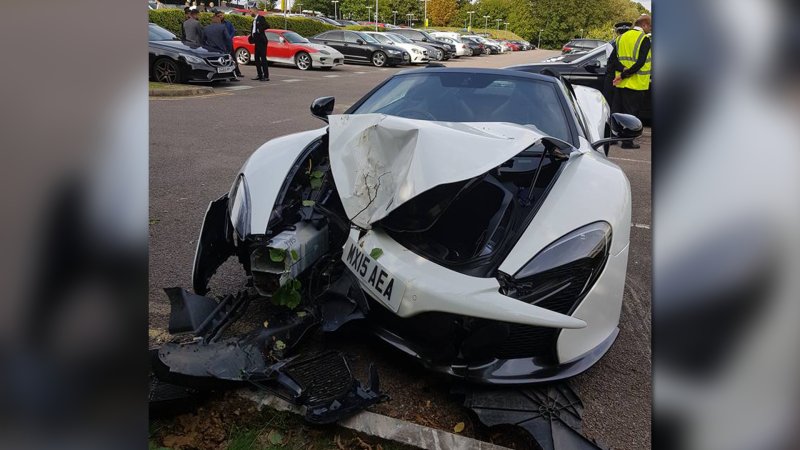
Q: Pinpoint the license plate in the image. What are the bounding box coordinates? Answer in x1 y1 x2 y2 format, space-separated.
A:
217 65 235 73
342 237 405 312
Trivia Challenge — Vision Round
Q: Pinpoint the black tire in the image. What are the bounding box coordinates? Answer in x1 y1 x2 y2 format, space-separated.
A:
434 49 444 61
294 51 312 70
152 57 183 84
371 51 388 67
235 47 251 65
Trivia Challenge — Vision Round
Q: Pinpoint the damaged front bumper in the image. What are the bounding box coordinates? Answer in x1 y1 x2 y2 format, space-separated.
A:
152 288 387 424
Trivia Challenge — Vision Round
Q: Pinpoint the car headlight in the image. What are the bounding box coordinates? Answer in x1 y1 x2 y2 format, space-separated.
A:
499 222 612 315
387 49 401 55
411 48 421 54
181 54 204 64
228 174 251 240
319 50 330 55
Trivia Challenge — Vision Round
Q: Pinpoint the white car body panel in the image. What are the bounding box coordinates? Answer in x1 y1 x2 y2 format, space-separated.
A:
353 228 587 329
327 114 547 229
364 33 429 63
237 128 327 234
244 43 345 68
572 85 610 143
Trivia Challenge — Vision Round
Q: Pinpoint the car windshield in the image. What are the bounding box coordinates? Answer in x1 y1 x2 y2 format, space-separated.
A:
387 33 413 43
352 72 571 142
283 31 309 43
369 33 392 44
419 31 436 41
357 32 380 44
149 24 179 41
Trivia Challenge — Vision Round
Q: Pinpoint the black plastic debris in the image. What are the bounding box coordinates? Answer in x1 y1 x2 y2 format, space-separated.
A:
463 383 601 450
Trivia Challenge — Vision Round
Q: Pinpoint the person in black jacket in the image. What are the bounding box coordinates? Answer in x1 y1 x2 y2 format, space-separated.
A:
250 6 269 81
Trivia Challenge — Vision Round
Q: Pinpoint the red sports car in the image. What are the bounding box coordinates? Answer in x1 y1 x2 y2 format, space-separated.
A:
233 29 345 70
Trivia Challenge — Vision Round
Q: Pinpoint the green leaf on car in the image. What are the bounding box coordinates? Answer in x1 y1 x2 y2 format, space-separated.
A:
309 177 323 189
370 248 383 260
268 247 285 262
302 199 315 207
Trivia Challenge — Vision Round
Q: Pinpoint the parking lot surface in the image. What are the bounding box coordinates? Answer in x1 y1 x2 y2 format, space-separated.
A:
150 49 651 449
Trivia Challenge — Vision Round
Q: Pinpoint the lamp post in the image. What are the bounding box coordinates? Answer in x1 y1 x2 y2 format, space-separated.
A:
579 28 584 38
483 15 490 30
366 5 371 21
538 28 543 49
504 21 508 31
374 0 378 31
392 10 397 25
420 0 428 27
467 10 474 31
406 12 413 26
297 2 302 13
495 18 501 29
332 0 338 20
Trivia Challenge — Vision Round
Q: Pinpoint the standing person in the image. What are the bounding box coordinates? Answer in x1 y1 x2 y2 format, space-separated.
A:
611 14 651 148
180 6 191 40
221 14 243 78
249 5 269 81
204 9 232 52
184 7 205 45
603 21 631 105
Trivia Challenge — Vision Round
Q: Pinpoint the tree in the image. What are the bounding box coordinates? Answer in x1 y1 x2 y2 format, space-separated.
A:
299 0 335 16
428 0 457 26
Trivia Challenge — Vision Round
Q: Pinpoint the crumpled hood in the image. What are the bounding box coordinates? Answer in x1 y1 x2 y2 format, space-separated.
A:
328 113 547 229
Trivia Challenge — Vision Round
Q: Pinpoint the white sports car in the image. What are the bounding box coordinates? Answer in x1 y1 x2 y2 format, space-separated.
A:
172 68 641 389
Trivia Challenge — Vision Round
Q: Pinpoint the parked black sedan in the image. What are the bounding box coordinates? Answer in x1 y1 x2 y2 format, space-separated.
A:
460 37 483 56
310 30 408 67
148 23 237 83
389 28 456 60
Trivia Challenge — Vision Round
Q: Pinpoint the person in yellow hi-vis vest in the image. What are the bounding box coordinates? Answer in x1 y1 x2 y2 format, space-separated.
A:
611 14 651 148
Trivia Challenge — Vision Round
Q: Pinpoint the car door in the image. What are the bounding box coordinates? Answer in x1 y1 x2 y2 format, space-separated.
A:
562 47 609 91
265 31 288 61
343 31 368 62
318 31 346 57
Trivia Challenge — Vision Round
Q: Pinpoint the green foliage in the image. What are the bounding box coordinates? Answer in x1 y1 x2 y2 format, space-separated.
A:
344 25 388 32
429 0 458 27
302 200 316 207
272 278 302 309
148 9 335 38
268 247 286 262
370 248 383 260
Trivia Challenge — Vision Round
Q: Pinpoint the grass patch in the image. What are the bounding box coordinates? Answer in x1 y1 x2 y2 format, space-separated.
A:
149 81 193 90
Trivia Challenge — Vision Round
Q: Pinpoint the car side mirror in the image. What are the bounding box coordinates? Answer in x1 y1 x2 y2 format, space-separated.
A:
279 36 286 43
310 96 335 122
584 60 601 73
590 113 643 154
356 39 364 44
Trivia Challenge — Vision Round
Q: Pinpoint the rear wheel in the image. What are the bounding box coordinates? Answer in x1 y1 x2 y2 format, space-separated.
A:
294 51 312 70
152 57 183 84
371 51 387 67
235 47 251 65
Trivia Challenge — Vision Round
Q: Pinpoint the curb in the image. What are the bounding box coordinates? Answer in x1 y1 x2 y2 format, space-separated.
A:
149 86 215 97
239 390 510 450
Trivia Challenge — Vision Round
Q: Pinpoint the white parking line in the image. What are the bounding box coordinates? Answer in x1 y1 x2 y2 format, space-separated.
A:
282 79 302 83
270 118 293 124
354 71 366 74
610 157 651 164
631 223 651 230
323 74 340 78
221 85 253 91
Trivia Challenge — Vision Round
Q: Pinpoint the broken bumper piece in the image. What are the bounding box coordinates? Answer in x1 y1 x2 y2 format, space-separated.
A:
152 288 386 424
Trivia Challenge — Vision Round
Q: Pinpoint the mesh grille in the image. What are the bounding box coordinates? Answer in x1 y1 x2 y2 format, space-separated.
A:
495 325 557 361
284 351 354 404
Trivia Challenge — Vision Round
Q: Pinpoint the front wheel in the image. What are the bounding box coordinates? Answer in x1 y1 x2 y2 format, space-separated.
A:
294 51 312 70
235 47 251 65
371 51 387 67
434 49 444 61
152 57 183 84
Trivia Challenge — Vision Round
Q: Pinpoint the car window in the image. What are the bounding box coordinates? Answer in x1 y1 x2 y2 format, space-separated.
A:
360 32 380 44
149 24 178 41
283 31 309 44
265 32 281 43
344 32 360 43
320 31 343 41
353 72 572 143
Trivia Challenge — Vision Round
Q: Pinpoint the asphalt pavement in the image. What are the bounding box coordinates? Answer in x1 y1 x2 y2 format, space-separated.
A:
149 49 651 450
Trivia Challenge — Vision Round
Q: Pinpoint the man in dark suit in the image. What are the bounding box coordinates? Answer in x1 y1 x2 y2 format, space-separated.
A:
250 6 269 81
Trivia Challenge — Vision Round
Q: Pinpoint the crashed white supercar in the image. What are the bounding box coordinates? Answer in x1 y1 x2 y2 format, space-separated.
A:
188 67 642 384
